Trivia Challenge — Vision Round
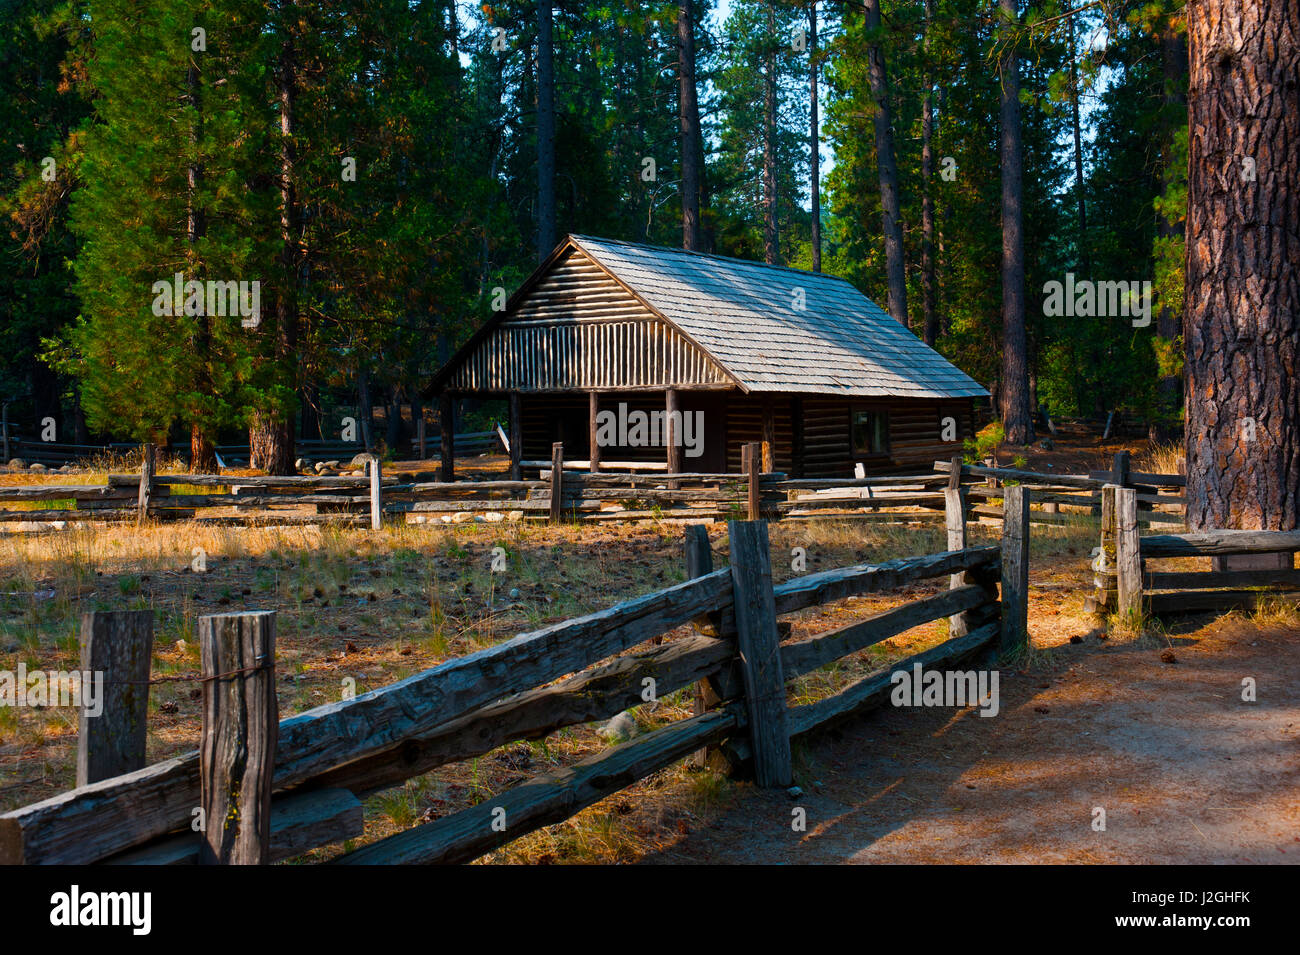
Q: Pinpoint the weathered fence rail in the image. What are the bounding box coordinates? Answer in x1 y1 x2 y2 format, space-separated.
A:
0 444 1189 532
934 451 1186 528
1090 485 1300 617
1 512 1022 865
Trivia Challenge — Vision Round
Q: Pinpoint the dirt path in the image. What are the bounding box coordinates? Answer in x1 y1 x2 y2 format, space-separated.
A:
645 619 1300 864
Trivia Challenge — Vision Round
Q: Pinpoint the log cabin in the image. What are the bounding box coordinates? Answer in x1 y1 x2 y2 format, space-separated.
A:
426 235 988 480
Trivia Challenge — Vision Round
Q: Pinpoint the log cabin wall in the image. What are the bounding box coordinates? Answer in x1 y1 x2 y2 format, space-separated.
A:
797 396 974 478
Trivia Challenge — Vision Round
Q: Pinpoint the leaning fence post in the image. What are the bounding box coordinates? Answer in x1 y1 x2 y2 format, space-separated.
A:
199 611 277 865
727 520 792 788
742 442 761 520
77 610 155 787
944 458 969 634
1115 486 1142 623
137 442 155 525
999 484 1030 659
367 454 382 530
549 442 564 523
684 524 724 769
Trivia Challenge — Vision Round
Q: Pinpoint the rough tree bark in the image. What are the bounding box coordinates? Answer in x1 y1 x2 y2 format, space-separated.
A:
536 1 557 261
251 1 299 476
763 2 779 265
186 55 216 474
1152 25 1188 443
678 0 702 252
864 0 907 325
1069 10 1088 276
920 0 936 345
809 1 821 273
1184 0 1299 531
997 0 1033 445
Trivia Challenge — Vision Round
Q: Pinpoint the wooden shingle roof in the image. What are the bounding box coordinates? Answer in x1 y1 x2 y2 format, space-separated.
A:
568 235 987 399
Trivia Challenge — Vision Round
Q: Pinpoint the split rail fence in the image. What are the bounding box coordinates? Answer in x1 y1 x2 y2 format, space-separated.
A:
0 444 1187 530
1091 484 1300 617
0 507 1029 865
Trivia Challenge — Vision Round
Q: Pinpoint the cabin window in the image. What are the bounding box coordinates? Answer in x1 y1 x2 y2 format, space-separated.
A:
850 409 890 456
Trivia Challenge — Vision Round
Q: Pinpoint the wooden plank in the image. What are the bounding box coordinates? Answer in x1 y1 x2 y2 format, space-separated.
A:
1000 485 1029 658
368 455 382 530
732 623 1000 759
727 520 792 788
1144 568 1300 590
781 585 988 677
1116 487 1142 620
0 567 734 865
666 388 683 473
1146 589 1300 614
331 710 738 865
683 524 725 769
106 789 364 865
549 442 564 522
772 547 998 615
77 610 154 787
1111 449 1131 487
944 482 968 632
1141 530 1300 558
440 393 454 483
588 391 601 473
743 443 761 519
137 442 155 525
509 393 522 481
934 458 1099 489
1088 469 1185 487
199 611 277 864
311 631 737 796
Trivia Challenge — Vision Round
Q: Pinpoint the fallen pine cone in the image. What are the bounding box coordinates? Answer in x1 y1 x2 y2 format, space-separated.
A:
1160 649 1177 664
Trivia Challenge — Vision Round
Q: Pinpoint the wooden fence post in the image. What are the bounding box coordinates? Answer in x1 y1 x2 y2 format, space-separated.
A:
77 610 154 787
944 458 968 634
137 442 155 525
509 393 523 482
999 484 1030 659
1115 486 1142 622
439 393 455 483
368 454 382 531
1111 449 1131 487
199 611 277 865
727 520 792 788
684 524 725 770
1095 484 1119 611
549 442 564 523
742 442 761 520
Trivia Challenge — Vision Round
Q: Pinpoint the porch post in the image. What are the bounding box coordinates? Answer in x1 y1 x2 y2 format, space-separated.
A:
439 392 455 483
509 391 522 481
588 391 601 473
666 388 683 473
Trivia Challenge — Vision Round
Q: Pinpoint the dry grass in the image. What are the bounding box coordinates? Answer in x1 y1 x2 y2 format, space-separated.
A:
0 502 1158 864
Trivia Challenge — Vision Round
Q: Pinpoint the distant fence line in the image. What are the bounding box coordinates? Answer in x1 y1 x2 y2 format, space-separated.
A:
0 445 1189 529
0 428 502 469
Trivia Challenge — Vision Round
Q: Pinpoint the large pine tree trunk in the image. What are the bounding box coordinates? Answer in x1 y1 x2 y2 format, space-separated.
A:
762 3 779 265
864 0 907 325
186 59 216 474
678 1 702 252
536 1 556 261
1069 11 1088 275
997 0 1033 445
1152 27 1188 444
251 1 299 477
809 1 821 273
1184 0 1299 531
920 0 936 346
